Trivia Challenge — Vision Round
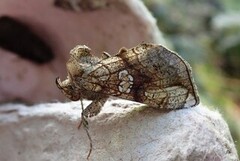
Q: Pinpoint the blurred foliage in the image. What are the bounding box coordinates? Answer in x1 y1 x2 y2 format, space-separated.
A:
143 0 240 156
220 0 240 11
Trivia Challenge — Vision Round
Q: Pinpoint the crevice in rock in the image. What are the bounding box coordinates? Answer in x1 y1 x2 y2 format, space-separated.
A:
0 16 54 64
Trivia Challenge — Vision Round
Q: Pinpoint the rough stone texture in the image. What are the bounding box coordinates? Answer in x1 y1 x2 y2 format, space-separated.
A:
0 100 238 161
0 0 166 103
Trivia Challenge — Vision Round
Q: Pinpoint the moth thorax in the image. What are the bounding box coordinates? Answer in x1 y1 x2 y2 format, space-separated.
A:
70 45 92 59
66 61 84 79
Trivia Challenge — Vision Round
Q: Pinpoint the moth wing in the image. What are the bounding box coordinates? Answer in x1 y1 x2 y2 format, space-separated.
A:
83 43 199 109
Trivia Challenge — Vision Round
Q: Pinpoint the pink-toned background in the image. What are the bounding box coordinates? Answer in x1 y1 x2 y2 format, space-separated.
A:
0 0 163 103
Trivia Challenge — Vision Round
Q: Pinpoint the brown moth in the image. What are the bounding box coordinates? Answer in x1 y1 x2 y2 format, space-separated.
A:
56 43 200 159
56 43 199 118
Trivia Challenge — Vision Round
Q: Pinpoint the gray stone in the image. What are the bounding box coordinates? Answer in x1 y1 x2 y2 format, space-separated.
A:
0 100 238 161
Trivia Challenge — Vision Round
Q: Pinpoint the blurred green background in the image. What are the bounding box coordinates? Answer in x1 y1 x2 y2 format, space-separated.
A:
143 0 240 156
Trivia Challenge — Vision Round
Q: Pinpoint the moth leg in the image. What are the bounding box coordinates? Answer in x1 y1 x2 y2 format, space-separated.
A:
83 97 108 118
101 51 111 59
77 99 94 160
78 97 108 129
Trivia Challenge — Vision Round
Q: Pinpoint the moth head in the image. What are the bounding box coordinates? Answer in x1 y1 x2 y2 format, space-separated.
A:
56 77 81 101
56 45 99 101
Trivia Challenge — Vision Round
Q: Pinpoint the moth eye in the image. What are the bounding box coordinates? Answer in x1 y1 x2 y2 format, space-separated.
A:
75 77 83 82
62 85 80 101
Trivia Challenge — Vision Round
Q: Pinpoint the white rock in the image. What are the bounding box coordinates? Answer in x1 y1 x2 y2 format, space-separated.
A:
0 100 238 161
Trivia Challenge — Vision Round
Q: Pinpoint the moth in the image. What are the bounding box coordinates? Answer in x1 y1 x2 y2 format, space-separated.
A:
56 43 199 117
56 43 200 159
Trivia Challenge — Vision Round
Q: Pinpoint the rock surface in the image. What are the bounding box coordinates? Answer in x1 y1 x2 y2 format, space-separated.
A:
0 100 238 161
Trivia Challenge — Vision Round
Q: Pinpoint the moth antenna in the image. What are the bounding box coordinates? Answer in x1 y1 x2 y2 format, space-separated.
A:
78 98 93 160
85 125 93 160
77 98 84 129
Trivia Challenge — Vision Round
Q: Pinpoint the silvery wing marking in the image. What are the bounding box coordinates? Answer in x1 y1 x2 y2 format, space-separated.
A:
56 43 200 111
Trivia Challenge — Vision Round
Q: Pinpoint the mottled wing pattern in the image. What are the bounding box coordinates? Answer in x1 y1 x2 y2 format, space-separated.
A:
83 44 199 109
127 44 199 109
